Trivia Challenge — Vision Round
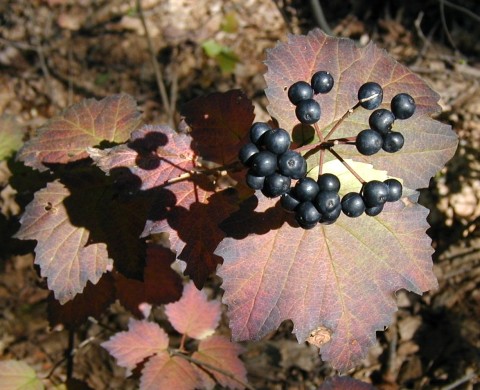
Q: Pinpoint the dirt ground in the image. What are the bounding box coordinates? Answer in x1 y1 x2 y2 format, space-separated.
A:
0 0 479 389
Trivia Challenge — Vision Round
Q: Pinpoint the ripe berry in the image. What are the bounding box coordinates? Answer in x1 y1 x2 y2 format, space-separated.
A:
391 93 416 120
365 204 384 216
358 82 383 110
341 192 365 217
263 128 291 155
382 131 404 153
280 191 300 212
262 173 291 198
288 81 313 105
295 201 321 229
239 143 259 166
250 151 277 176
317 173 340 192
384 178 403 202
314 190 340 214
368 109 395 135
311 71 334 94
278 150 307 179
320 204 342 224
356 129 383 156
362 180 389 207
250 122 271 145
294 177 320 202
246 171 265 190
295 99 321 125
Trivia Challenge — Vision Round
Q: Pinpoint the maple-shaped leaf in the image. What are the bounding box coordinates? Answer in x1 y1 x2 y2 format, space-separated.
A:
90 124 238 287
101 318 169 371
0 360 44 390
216 194 437 372
192 335 247 390
17 94 141 171
14 180 113 304
165 281 221 340
181 89 255 165
48 272 116 327
140 354 202 390
0 114 26 160
264 29 457 190
318 376 375 389
115 245 183 317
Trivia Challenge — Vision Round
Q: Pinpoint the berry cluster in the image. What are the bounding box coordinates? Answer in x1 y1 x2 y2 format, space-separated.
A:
356 83 416 156
281 173 341 228
239 122 307 198
238 74 413 229
341 179 403 218
287 71 334 125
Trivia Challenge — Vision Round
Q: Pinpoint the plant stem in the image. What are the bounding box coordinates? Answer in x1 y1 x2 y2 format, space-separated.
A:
313 122 324 142
318 149 325 177
171 351 255 390
327 148 365 184
324 101 360 141
162 161 243 186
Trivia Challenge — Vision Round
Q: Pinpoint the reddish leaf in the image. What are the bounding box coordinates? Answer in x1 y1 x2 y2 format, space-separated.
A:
0 360 44 390
165 281 221 340
0 114 26 160
264 29 457 190
14 180 113 304
48 272 116 327
17 94 141 171
318 376 375 389
181 89 255 164
115 245 183 317
140 354 201 390
192 335 247 390
216 194 437 372
101 319 169 371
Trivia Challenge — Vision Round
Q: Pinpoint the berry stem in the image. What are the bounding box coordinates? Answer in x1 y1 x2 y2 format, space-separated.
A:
324 102 360 141
162 161 243 186
314 122 324 142
318 149 325 177
327 147 365 184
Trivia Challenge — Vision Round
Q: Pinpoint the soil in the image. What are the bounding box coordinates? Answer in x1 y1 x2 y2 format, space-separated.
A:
0 0 479 389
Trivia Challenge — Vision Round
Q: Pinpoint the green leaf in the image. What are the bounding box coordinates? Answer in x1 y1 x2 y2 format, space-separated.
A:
0 360 44 390
0 115 25 160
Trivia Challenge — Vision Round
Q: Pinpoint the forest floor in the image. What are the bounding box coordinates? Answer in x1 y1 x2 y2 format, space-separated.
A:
0 0 479 389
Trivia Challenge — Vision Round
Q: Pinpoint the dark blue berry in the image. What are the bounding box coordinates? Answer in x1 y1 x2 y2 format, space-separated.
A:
362 180 389 207
311 71 334 94
280 191 300 212
250 151 277 176
294 177 320 202
384 178 403 202
288 81 313 105
368 109 395 135
314 190 340 214
341 192 365 217
391 93 416 120
365 204 384 216
356 129 383 156
317 173 341 192
278 150 307 179
295 201 321 228
262 173 291 198
263 128 291 155
382 131 404 153
295 99 321 125
358 82 383 110
249 122 271 145
238 143 259 166
246 171 265 190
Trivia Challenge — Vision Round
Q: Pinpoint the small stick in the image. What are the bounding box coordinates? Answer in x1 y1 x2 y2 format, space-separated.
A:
162 161 243 186
318 149 325 177
327 148 365 184
313 122 324 142
324 101 360 141
172 351 255 390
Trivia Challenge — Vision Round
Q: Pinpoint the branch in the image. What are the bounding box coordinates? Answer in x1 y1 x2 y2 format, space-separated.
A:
327 147 365 184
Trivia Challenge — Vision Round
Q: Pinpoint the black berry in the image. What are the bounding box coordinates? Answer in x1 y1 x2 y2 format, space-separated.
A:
317 173 341 192
382 131 404 153
320 204 342 224
250 151 277 176
262 173 291 198
362 180 389 207
311 71 334 94
295 201 321 229
295 99 321 125
294 177 320 202
391 93 416 120
358 82 383 110
278 150 307 179
263 128 291 155
356 129 383 156
246 171 265 190
288 81 313 105
239 143 259 166
314 190 340 214
384 178 403 202
368 109 395 135
250 122 271 145
280 191 300 212
341 192 365 217
365 204 384 216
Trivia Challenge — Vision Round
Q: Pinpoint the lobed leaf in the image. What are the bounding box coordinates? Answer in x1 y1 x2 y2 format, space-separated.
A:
216 194 437 372
14 180 112 304
101 318 169 371
0 360 44 390
165 281 221 340
18 94 141 171
192 335 247 390
140 354 201 390
264 29 457 190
